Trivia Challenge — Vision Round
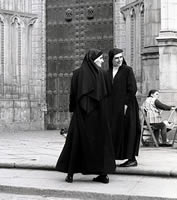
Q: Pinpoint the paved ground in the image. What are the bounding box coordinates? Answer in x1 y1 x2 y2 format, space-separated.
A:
0 130 62 170
0 192 79 200
1 130 177 176
1 130 177 199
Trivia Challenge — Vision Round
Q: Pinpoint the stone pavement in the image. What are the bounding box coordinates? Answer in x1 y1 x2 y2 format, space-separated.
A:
0 130 177 176
1 130 177 199
1 168 177 200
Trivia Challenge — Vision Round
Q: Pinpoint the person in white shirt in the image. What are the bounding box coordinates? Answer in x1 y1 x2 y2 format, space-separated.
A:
142 89 176 146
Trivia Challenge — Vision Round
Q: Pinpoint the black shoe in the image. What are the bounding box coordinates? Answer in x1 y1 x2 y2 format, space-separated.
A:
65 174 73 183
60 128 67 138
93 175 109 184
159 143 172 147
119 160 138 167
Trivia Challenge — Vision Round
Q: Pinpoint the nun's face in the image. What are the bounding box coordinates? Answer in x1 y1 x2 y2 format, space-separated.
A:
94 55 104 67
112 52 123 67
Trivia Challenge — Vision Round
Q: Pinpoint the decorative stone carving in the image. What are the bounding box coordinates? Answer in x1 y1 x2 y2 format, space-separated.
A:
87 6 94 19
0 14 5 23
53 90 57 95
140 3 144 14
121 11 126 21
53 73 57 78
65 8 73 22
47 90 52 95
47 73 53 78
11 15 22 25
130 7 135 17
28 17 38 26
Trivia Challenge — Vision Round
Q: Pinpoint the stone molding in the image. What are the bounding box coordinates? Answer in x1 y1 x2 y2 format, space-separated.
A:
120 0 144 19
0 9 37 26
141 46 159 57
0 8 36 18
157 31 177 46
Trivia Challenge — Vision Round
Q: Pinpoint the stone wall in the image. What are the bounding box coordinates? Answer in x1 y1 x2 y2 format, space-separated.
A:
114 0 177 106
114 0 145 103
0 0 46 131
156 0 177 105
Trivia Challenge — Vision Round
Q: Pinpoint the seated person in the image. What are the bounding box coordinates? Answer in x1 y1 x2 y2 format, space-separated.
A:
142 89 176 147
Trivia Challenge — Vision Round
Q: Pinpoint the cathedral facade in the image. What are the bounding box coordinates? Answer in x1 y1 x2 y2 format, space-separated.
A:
114 0 177 105
0 0 176 130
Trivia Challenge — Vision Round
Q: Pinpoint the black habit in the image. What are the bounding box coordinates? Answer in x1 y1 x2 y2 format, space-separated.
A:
56 49 115 175
108 48 141 160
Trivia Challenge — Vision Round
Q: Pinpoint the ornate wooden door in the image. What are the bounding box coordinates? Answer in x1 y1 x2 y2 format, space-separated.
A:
46 0 113 129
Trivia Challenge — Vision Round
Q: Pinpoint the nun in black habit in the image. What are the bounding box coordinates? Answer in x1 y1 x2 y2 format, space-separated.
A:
108 48 141 167
56 49 116 183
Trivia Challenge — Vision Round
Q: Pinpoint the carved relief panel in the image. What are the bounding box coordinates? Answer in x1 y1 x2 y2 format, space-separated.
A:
0 9 37 97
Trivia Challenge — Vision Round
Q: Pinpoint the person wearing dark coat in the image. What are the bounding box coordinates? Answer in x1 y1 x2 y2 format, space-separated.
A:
56 49 116 183
107 48 141 167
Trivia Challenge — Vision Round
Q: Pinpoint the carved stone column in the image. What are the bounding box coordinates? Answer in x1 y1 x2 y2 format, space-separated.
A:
156 0 177 104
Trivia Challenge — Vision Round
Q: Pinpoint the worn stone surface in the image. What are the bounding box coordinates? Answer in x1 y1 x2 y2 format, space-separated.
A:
0 0 46 131
0 130 177 199
0 130 177 176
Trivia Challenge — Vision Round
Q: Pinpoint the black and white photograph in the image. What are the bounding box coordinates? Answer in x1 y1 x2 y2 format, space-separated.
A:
0 0 177 199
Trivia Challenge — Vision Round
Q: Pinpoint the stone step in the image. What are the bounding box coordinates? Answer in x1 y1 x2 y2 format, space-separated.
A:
0 168 177 200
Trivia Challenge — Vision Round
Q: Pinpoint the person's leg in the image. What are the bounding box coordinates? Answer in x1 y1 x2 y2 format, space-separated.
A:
151 123 160 143
153 129 160 143
152 123 171 146
65 173 74 183
151 123 167 144
160 122 167 143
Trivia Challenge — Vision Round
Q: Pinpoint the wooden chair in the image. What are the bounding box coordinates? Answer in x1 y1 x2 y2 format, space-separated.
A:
166 109 177 147
140 108 159 147
172 127 177 146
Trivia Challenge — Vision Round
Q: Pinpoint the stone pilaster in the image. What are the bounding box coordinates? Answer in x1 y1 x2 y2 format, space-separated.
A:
113 0 126 50
156 0 177 105
141 0 161 95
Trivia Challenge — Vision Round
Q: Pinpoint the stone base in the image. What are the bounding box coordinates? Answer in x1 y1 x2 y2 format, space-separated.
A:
0 121 44 132
0 99 44 132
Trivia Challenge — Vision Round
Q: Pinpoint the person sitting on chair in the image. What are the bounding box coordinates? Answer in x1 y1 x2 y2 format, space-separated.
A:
142 89 176 147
